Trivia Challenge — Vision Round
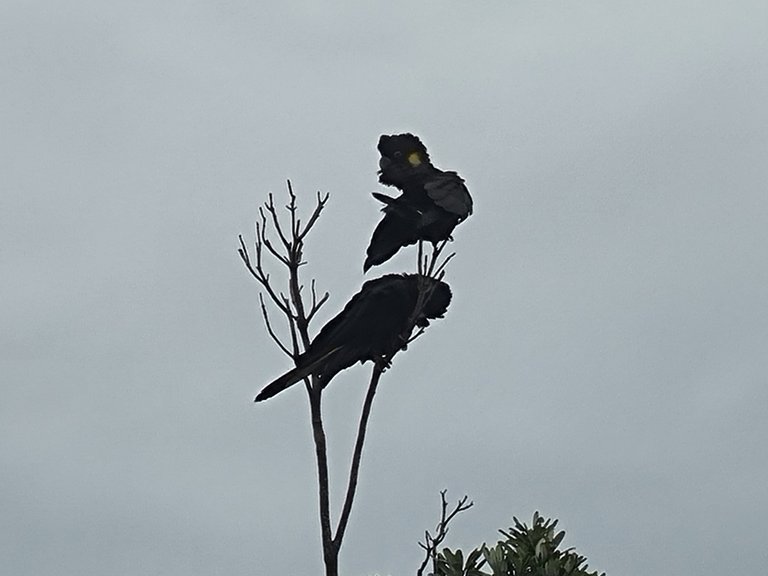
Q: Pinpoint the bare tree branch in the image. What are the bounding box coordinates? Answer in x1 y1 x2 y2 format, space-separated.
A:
432 252 456 279
417 490 474 576
401 242 455 350
307 278 330 323
424 239 454 278
240 181 339 575
240 182 459 576
308 386 335 573
299 190 330 241
265 192 292 250
238 234 291 315
258 293 293 358
404 326 426 346
258 210 290 265
334 364 385 549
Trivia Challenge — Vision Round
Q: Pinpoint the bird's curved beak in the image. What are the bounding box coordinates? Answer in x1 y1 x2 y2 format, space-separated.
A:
378 156 391 171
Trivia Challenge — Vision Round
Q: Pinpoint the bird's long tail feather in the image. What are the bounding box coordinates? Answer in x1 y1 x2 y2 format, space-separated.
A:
254 347 342 402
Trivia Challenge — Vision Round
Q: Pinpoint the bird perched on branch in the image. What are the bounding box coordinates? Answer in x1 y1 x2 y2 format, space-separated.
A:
363 133 473 271
255 274 452 402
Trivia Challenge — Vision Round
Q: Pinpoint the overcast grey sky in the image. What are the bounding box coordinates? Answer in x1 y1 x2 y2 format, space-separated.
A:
2 1 767 575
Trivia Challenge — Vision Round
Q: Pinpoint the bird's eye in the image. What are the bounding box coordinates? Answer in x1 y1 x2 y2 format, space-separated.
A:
392 151 402 158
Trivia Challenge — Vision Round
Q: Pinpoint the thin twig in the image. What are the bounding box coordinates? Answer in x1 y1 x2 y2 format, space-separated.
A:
404 326 426 345
416 490 474 576
298 191 330 241
238 234 291 315
417 240 425 276
307 278 330 323
258 208 289 264
266 192 291 250
433 252 456 278
259 293 293 358
400 236 456 350
425 239 450 277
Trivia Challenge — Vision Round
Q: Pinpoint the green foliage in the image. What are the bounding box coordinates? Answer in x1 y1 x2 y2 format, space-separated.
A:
434 512 605 576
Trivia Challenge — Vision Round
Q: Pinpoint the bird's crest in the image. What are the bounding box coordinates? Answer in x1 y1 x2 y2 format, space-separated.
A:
378 133 431 164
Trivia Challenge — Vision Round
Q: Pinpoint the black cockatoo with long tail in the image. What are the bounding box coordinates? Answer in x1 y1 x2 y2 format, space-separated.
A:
364 133 473 271
255 274 451 402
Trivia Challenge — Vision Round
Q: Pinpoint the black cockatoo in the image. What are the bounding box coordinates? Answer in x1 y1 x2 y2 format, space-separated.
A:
363 134 473 271
254 274 452 402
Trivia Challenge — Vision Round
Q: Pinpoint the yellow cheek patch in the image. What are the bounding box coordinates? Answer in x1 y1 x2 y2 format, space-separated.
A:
407 152 422 166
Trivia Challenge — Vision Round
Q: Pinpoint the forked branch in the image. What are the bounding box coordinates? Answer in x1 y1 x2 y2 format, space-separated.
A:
417 490 474 576
239 182 339 576
240 183 457 576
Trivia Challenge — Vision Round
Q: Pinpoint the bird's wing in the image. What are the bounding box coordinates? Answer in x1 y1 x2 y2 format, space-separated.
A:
256 283 384 401
423 171 473 219
314 275 413 357
364 211 421 271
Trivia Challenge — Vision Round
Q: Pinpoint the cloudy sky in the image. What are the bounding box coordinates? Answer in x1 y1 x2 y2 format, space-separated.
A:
2 1 767 575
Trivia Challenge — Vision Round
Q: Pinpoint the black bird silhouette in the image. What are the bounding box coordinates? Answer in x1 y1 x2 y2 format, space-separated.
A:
255 274 452 402
364 134 473 271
